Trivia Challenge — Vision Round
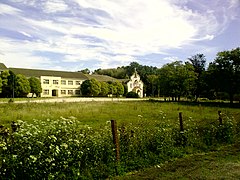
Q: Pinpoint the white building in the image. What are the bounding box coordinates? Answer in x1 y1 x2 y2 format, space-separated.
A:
5 67 89 97
127 69 144 97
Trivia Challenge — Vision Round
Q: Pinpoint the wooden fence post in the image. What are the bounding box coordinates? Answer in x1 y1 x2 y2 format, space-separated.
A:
218 111 222 125
111 120 120 162
179 112 184 132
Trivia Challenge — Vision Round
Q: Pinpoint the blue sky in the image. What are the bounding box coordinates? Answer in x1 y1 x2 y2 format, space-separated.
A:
0 0 239 72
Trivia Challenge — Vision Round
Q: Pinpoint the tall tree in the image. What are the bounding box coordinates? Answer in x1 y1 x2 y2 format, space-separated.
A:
28 77 42 97
0 70 15 98
158 61 196 101
99 81 109 96
208 47 240 104
114 81 124 97
188 54 206 100
81 79 101 96
15 74 31 97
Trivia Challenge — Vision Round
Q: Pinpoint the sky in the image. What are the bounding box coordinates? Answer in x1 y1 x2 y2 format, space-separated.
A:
0 0 240 72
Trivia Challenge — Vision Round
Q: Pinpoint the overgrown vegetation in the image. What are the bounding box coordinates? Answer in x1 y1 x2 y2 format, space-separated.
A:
1 101 240 179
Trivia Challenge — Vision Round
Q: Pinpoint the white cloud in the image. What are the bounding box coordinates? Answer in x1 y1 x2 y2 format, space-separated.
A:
44 0 68 13
0 3 21 15
0 0 239 70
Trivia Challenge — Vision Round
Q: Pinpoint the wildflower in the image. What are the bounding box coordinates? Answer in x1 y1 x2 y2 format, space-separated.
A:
138 115 143 118
30 155 37 163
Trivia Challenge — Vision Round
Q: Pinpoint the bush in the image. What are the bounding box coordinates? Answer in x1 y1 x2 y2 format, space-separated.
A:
126 92 139 98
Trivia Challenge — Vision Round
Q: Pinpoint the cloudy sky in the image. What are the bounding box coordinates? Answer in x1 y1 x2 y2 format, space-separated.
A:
0 0 240 71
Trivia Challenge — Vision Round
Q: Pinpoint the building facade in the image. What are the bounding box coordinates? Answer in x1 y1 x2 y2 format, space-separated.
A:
127 69 144 97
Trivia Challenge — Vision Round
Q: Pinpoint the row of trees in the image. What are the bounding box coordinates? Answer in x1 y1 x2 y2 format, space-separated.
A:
92 47 240 103
80 79 125 97
0 71 42 98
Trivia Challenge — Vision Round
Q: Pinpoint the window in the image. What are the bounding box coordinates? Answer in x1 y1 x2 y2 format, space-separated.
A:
61 80 66 85
61 90 66 94
68 90 73 95
53 80 59 84
75 90 80 94
130 83 132 88
68 81 73 85
76 81 81 85
43 79 49 84
43 89 49 95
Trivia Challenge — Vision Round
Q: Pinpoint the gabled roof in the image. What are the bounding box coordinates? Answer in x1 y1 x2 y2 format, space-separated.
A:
9 68 89 80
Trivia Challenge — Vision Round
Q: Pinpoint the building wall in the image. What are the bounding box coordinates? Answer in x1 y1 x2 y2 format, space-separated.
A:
40 76 83 97
127 71 144 98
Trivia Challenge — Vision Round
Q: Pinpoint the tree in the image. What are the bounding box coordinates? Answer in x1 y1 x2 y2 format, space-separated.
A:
99 81 109 96
15 74 31 97
114 81 124 97
147 75 158 97
79 68 91 74
188 54 206 100
158 61 197 101
208 47 240 104
28 77 42 97
81 79 101 96
0 70 14 98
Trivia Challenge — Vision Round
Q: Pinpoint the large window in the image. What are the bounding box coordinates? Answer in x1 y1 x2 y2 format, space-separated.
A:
68 90 73 95
68 81 73 85
43 89 49 95
76 81 81 85
53 80 59 84
43 79 49 84
61 90 66 94
75 90 80 94
61 80 66 85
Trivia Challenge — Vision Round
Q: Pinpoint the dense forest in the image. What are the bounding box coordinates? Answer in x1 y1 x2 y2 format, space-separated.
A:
90 47 240 103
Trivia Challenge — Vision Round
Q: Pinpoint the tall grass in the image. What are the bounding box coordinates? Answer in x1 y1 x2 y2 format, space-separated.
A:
1 101 240 179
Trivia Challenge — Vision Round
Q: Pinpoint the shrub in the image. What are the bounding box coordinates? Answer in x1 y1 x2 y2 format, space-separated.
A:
126 92 139 98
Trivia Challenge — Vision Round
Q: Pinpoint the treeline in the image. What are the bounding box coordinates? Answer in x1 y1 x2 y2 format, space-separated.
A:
92 47 240 103
80 79 125 97
0 70 42 98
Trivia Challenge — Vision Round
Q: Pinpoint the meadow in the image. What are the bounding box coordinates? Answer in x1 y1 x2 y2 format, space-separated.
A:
1 100 240 179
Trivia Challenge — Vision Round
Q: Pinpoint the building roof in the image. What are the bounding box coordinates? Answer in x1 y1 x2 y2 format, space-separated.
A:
9 68 89 80
85 74 122 82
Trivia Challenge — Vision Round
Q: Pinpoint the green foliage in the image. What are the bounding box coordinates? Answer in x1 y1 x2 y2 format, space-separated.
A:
114 82 124 97
208 47 240 103
81 78 101 96
99 81 109 96
79 68 91 74
28 77 42 97
126 91 139 98
158 61 197 100
15 74 31 97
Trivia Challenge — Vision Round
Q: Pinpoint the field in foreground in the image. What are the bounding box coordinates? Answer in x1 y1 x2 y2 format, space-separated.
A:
1 100 240 179
1 100 240 128
115 143 240 180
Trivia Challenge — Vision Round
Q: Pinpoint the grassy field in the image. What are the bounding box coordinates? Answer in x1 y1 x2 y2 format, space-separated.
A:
1 100 240 128
1 100 240 179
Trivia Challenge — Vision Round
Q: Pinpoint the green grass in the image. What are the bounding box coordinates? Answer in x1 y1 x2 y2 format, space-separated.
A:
114 143 240 180
1 101 239 128
1 100 240 179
